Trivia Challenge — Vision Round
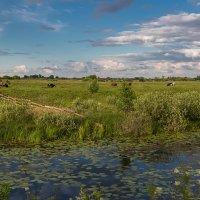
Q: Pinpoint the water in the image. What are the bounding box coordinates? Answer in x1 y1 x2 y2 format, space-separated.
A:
0 141 200 199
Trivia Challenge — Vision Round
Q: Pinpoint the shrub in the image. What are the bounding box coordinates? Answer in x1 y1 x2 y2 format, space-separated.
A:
176 91 200 121
89 79 99 93
118 82 136 112
134 92 200 134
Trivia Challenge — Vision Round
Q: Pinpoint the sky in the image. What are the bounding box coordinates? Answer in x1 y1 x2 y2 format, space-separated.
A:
0 0 200 78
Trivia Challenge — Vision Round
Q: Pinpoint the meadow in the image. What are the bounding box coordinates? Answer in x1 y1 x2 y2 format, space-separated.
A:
0 79 200 200
0 79 200 144
1 79 200 107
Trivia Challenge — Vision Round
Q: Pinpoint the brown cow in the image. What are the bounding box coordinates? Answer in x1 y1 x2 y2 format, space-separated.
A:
111 82 117 86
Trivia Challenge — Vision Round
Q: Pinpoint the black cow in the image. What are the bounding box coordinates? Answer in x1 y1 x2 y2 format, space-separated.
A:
167 82 175 86
48 83 56 88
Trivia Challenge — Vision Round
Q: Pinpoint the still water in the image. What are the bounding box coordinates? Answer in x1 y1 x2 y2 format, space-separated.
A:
0 141 199 199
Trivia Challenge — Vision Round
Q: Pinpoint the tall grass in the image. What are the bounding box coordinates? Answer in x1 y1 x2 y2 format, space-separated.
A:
0 100 84 144
0 90 200 144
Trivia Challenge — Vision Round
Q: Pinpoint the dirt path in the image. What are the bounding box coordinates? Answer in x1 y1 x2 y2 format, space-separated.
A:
0 94 83 116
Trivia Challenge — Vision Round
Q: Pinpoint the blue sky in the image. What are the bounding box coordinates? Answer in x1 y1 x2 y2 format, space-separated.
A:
0 0 200 77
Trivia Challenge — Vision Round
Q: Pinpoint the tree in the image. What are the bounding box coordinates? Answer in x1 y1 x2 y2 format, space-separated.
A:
118 82 136 112
89 79 99 93
13 75 20 80
87 75 97 80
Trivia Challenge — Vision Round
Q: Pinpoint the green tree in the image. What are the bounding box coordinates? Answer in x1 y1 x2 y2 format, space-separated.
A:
89 79 99 93
118 82 136 112
13 75 20 80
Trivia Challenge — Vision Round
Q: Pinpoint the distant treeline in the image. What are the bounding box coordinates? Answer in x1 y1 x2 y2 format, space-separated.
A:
1 74 200 81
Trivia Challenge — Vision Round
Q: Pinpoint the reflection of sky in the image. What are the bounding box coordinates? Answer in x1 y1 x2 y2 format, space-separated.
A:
1 0 200 78
0 143 200 199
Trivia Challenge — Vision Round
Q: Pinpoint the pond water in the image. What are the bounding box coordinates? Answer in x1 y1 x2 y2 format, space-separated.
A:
0 141 200 200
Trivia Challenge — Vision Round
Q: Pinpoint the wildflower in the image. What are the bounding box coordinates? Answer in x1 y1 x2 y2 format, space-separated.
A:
174 168 179 174
175 181 181 186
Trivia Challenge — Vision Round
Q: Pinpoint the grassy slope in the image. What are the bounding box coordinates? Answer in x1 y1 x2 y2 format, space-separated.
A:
0 79 199 107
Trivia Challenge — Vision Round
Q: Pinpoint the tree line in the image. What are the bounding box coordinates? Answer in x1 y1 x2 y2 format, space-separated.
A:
0 74 200 81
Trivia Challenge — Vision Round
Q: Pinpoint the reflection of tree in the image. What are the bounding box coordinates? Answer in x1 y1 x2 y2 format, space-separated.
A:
147 148 178 163
119 154 131 171
118 144 200 164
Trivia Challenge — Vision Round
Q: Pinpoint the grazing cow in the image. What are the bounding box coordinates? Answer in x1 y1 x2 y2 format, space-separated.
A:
48 83 56 88
111 82 117 86
167 82 175 86
0 82 9 87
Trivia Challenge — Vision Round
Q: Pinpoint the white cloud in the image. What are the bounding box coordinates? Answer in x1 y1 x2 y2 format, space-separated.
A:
43 69 53 74
14 64 29 74
91 59 126 70
67 61 86 72
41 65 60 74
175 49 200 58
95 13 200 47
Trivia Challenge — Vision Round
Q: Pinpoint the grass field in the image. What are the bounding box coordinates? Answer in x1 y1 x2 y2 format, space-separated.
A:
0 79 200 144
0 79 200 108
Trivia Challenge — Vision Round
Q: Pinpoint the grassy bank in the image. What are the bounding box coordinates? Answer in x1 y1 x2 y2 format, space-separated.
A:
0 82 200 144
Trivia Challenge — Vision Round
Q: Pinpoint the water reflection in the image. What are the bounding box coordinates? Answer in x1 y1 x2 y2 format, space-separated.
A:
0 142 199 200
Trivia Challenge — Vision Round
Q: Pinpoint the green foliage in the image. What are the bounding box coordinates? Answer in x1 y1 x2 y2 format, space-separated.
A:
89 79 99 94
118 82 136 112
0 183 11 200
72 98 102 113
121 111 151 137
134 92 190 134
0 100 83 143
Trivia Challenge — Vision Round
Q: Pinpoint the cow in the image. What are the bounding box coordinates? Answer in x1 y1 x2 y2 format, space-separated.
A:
167 82 175 86
48 83 56 88
0 82 9 87
128 82 132 86
111 82 117 86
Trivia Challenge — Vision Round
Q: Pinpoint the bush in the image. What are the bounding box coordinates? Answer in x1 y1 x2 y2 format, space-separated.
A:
134 92 200 134
89 79 99 93
118 82 136 112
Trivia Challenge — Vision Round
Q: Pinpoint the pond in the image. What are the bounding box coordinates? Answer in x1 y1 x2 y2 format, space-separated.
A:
0 141 200 199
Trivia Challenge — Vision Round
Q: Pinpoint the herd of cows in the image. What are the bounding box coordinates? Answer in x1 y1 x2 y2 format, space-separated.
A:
0 80 176 88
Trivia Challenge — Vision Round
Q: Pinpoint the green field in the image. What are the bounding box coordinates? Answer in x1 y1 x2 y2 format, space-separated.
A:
0 79 200 144
0 79 200 107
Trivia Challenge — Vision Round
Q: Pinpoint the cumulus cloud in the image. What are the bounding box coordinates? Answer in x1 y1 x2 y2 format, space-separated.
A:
66 61 87 72
94 13 200 46
14 65 29 74
40 65 60 74
95 0 134 15
91 59 126 71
